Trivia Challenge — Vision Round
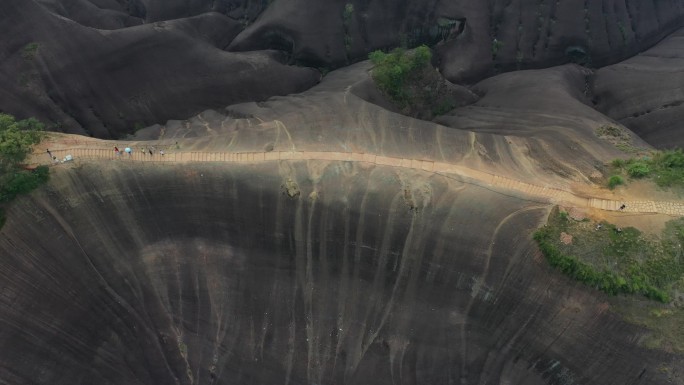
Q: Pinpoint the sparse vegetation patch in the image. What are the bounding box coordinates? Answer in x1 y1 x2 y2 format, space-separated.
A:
535 207 684 303
369 46 461 119
595 124 645 154
607 175 624 190
609 149 684 189
22 42 39 60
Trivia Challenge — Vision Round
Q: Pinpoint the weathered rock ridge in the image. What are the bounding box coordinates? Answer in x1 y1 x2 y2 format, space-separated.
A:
0 0 319 138
2 1 684 383
3 0 684 138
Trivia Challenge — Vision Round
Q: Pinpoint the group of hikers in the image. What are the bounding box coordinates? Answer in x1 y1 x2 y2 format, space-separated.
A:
45 144 172 163
114 146 164 156
46 148 72 163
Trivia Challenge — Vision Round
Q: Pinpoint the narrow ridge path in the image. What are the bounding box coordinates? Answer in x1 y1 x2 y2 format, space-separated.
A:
34 147 684 217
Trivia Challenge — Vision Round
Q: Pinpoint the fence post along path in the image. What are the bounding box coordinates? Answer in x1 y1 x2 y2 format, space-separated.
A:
33 146 684 217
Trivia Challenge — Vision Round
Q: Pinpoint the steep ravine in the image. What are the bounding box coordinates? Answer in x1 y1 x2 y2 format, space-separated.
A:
0 161 679 385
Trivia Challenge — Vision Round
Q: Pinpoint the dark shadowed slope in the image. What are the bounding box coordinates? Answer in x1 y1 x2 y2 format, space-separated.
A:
594 27 684 149
0 0 319 138
434 64 651 180
1 161 680 385
229 0 684 82
3 0 684 139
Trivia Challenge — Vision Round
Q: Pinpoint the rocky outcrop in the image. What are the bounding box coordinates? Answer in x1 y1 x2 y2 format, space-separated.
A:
3 0 684 138
229 0 684 82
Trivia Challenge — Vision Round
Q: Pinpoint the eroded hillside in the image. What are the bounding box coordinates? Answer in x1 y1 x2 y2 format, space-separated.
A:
2 1 684 384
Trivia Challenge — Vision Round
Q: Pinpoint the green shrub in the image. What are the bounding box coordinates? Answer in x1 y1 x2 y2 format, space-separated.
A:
608 175 624 189
0 166 49 203
626 161 650 178
611 158 625 168
612 149 684 188
369 45 432 105
0 114 48 229
0 114 44 168
657 149 684 168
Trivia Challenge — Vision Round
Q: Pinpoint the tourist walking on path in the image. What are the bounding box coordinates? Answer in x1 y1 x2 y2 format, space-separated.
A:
46 149 52 159
114 146 120 155
149 149 153 156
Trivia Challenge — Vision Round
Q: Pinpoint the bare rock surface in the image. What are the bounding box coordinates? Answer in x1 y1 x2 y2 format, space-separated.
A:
229 0 684 82
144 62 631 185
35 0 145 29
2 1 684 384
594 27 684 149
434 64 651 181
3 0 684 137
1 161 679 385
0 0 319 138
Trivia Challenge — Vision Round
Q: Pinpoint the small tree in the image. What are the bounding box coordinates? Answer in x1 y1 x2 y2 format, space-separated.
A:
0 114 44 170
0 114 47 220
369 45 432 105
608 175 624 189
627 161 650 178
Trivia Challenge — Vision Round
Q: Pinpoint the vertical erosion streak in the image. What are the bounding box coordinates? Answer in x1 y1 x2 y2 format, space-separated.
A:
304 195 318 385
332 204 351 376
460 205 547 383
421 183 469 385
278 184 297 385
340 174 375 382
34 197 184 385
291 187 316 384
315 199 335 383
385 205 435 385
354 190 430 379
363 193 402 338
358 191 403 351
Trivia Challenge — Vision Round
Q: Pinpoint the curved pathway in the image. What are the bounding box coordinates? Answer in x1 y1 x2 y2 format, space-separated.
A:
34 147 684 216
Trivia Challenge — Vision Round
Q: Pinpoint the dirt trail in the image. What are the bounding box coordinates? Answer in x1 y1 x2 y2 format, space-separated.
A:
33 146 684 217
